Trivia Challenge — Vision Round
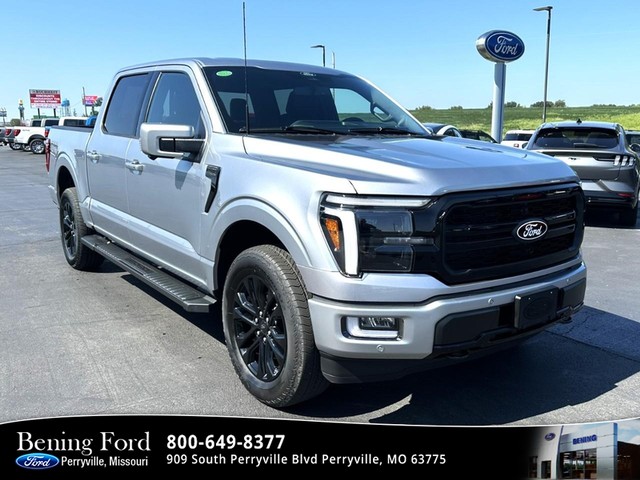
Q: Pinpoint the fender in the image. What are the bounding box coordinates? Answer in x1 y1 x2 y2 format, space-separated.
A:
203 197 337 291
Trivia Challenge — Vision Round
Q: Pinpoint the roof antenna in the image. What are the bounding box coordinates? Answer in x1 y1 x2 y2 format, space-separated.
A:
242 2 250 134
576 118 582 124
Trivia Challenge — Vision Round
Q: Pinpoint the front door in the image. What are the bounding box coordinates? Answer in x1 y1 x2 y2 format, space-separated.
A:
125 70 208 286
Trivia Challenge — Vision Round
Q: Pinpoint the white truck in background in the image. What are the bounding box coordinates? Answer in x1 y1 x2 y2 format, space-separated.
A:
15 117 87 154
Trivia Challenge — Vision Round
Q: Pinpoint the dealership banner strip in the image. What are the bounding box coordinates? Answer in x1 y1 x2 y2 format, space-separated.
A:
2 415 638 478
1 415 529 477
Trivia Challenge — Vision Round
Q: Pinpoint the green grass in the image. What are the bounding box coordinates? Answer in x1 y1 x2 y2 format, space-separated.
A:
409 106 640 135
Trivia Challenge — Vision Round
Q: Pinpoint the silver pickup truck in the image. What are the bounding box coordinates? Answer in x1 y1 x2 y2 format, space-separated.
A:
46 57 587 407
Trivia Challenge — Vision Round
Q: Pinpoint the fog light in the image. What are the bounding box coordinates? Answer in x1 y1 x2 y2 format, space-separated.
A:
345 316 401 339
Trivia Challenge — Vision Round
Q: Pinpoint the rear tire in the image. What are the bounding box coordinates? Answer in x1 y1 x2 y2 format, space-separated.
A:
9 143 21 150
620 204 638 227
59 187 104 270
29 138 45 154
222 245 328 407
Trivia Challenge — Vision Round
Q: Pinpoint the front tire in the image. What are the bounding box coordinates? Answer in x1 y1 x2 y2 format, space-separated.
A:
59 187 104 270
222 245 328 407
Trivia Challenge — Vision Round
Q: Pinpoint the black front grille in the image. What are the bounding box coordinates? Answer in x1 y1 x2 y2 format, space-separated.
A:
413 184 584 285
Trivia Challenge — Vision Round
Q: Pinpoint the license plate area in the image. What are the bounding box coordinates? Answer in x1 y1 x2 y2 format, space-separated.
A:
514 288 559 329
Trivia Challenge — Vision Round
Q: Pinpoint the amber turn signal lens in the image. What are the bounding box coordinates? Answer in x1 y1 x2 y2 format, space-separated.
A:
323 217 341 251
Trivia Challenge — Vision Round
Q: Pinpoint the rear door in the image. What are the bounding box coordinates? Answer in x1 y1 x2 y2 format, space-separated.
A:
86 72 153 244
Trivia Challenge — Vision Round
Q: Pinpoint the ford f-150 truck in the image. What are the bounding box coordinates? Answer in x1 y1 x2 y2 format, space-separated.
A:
46 58 587 407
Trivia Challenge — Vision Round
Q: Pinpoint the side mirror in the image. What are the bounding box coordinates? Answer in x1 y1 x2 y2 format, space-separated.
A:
140 123 204 160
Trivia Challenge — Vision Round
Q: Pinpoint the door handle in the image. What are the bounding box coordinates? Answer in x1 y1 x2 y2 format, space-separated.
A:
86 150 101 163
125 160 144 172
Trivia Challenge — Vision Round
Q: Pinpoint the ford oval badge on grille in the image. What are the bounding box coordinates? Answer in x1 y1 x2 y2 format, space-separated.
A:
515 220 548 241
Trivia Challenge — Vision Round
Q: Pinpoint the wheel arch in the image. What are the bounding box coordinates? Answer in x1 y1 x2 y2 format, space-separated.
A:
28 134 45 144
56 165 76 201
210 200 319 296
214 220 288 296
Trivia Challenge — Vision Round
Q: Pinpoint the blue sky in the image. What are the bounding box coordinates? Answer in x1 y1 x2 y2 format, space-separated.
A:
2 0 638 121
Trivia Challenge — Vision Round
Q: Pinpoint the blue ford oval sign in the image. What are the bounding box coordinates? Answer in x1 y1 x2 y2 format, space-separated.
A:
16 453 60 470
476 30 525 63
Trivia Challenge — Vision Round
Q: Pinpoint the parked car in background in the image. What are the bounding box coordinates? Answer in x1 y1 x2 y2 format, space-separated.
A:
460 129 497 143
5 128 24 150
526 120 640 226
501 129 534 148
0 127 11 145
422 122 463 137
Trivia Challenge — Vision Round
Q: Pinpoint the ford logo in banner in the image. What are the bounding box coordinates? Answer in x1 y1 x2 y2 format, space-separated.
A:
476 30 525 63
515 220 548 241
16 453 60 470
545 433 556 441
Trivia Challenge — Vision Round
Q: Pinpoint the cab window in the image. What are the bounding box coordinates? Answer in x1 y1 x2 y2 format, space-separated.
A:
146 72 205 139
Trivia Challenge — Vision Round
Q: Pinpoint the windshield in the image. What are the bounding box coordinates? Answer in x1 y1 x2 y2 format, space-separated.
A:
203 66 426 136
532 127 619 149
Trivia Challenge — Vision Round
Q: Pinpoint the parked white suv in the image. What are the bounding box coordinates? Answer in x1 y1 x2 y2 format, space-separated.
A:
501 129 535 149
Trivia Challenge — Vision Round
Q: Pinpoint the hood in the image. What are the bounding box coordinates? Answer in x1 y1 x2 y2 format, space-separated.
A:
242 134 579 196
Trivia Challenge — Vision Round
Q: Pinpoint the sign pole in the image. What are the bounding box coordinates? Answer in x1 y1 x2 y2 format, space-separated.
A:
491 63 506 143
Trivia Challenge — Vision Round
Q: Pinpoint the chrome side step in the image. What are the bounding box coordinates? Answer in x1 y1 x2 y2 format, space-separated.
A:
81 235 216 313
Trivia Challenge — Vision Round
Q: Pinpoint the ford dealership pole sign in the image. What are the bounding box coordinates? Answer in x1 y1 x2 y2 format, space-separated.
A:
476 30 525 143
476 30 525 63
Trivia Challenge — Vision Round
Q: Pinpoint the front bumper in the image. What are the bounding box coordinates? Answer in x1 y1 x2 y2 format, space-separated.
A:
304 261 587 383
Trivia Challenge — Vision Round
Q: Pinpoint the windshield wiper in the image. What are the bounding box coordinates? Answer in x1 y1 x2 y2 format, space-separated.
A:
239 125 342 135
347 126 421 135
283 125 342 134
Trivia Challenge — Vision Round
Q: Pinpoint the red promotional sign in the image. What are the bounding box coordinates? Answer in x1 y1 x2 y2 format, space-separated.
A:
83 95 98 106
29 89 61 109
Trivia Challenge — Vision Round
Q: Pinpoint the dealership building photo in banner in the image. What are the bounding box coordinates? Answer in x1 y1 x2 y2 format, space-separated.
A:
527 419 640 479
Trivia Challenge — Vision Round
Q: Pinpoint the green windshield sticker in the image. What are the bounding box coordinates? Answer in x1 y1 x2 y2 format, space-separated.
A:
216 70 233 77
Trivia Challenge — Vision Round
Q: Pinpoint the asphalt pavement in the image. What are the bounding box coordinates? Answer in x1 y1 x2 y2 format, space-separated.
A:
1 146 639 427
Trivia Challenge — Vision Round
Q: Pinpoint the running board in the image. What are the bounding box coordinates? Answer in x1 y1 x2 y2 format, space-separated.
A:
81 235 216 313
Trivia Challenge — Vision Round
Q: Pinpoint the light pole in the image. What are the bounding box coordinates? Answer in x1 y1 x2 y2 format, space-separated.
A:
534 5 553 123
310 44 326 67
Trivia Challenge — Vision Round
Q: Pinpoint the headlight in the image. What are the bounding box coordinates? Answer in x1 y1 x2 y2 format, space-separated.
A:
320 194 437 275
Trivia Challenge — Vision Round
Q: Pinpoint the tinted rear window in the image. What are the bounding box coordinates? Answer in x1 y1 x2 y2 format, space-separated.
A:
533 128 618 149
504 132 532 141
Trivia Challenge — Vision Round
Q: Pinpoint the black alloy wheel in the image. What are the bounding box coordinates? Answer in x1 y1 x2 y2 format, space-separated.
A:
232 273 287 382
